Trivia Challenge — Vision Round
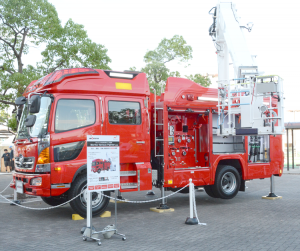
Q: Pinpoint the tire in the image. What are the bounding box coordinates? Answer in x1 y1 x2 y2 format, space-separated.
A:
204 185 220 198
212 165 241 199
41 196 68 206
97 169 101 174
69 175 110 218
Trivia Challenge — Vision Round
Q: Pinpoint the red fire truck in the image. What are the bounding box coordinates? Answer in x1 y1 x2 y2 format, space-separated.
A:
10 3 285 217
11 68 283 217
91 159 111 173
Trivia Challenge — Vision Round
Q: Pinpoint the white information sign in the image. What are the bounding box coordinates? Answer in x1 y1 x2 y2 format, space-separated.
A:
87 135 120 191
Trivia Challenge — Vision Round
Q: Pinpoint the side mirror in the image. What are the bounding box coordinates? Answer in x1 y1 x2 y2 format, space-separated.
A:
25 115 36 127
29 95 41 114
15 97 26 106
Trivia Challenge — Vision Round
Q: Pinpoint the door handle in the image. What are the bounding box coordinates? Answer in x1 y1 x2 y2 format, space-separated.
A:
136 141 145 144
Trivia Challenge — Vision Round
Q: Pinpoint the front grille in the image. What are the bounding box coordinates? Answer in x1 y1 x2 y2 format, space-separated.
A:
15 177 29 183
15 156 35 170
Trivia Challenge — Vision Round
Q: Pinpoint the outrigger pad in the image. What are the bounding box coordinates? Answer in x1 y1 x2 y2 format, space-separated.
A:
150 207 175 213
262 193 282 200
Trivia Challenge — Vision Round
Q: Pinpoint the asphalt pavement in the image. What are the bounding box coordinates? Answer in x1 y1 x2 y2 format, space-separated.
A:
0 172 299 251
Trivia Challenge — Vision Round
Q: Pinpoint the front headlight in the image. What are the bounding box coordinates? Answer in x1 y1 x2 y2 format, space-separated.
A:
31 177 42 186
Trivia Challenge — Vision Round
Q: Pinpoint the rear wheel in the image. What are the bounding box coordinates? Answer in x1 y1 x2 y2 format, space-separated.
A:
41 196 68 206
69 175 110 217
212 165 240 199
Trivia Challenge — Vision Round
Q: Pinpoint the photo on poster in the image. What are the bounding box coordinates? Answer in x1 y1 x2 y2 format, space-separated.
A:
87 135 120 191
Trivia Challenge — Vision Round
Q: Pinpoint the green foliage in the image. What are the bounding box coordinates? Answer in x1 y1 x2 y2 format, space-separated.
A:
8 116 17 132
39 19 111 74
185 74 212 87
141 35 192 94
0 110 17 132
0 0 111 113
133 35 211 94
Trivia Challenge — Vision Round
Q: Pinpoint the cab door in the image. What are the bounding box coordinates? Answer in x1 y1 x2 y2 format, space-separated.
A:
105 97 147 163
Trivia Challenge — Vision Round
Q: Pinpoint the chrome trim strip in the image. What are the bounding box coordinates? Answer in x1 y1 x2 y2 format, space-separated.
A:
120 171 137 176
121 183 138 189
135 162 144 165
175 167 209 170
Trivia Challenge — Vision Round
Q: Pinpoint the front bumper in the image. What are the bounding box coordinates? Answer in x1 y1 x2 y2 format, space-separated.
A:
10 172 51 197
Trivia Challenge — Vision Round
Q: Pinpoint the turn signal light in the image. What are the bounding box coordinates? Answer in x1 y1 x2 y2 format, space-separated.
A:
54 167 61 171
37 147 50 164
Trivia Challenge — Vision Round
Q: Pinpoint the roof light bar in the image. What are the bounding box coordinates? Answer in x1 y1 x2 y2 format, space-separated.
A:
110 72 134 79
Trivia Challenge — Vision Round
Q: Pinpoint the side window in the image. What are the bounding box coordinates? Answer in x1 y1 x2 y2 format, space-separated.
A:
108 101 141 125
55 99 96 133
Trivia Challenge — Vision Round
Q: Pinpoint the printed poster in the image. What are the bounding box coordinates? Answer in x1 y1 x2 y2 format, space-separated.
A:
87 135 120 191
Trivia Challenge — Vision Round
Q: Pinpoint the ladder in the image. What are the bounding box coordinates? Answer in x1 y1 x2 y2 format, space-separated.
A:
151 88 168 208
153 88 164 158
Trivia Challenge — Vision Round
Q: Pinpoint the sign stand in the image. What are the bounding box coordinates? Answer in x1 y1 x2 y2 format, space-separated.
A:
82 190 126 246
83 135 125 246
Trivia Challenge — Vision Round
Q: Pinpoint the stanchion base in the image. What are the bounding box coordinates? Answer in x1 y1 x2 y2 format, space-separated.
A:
81 226 96 234
146 191 155 195
10 200 21 206
262 193 282 200
185 217 199 225
157 203 170 209
150 207 174 213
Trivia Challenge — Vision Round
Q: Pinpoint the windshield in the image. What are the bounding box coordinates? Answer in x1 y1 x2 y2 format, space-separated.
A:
17 96 52 139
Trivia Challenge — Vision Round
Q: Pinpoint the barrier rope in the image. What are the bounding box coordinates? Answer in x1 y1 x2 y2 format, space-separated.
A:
101 184 189 203
0 181 189 209
192 187 207 225
0 180 205 226
0 179 13 194
0 190 85 210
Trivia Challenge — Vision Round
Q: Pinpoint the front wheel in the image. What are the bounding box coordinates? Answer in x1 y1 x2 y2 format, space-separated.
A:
212 165 241 199
69 175 110 217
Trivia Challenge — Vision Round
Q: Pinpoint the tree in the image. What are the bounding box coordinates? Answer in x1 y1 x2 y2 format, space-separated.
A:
0 110 17 132
0 0 111 113
141 35 192 94
133 35 211 94
185 73 212 87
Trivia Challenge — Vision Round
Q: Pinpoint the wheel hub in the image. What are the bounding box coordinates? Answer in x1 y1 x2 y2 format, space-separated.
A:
221 172 237 194
80 185 104 208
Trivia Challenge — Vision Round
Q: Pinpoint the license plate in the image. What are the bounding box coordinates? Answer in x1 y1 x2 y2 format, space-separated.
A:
16 180 24 194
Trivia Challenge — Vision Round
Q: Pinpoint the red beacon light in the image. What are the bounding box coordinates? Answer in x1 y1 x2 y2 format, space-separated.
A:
186 94 194 101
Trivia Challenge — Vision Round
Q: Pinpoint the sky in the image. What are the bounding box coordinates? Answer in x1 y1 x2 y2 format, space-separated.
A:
23 0 300 117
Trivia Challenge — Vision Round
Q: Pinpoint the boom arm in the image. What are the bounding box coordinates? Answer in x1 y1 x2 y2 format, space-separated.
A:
209 1 284 136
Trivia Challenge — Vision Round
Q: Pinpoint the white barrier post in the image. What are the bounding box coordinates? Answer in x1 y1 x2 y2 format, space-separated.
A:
185 179 199 225
10 187 21 206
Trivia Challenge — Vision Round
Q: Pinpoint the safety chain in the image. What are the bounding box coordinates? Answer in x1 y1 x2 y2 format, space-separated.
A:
0 182 190 209
192 187 206 225
101 184 189 203
0 189 84 210
0 179 13 194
